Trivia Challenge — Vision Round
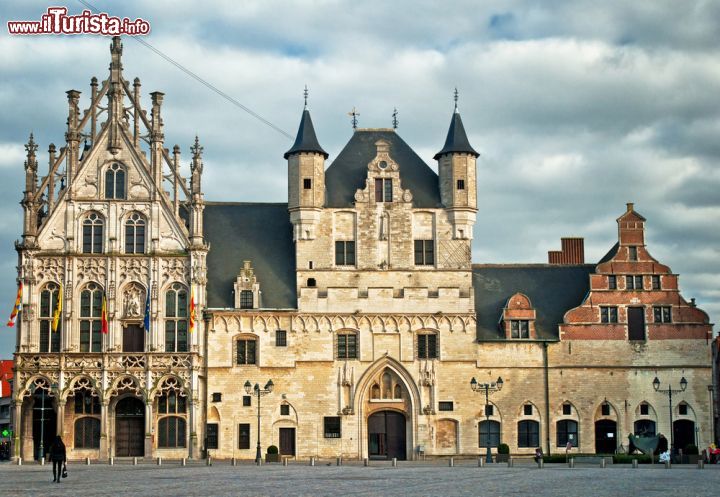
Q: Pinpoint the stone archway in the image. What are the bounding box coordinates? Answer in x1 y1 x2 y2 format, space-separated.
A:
115 397 145 457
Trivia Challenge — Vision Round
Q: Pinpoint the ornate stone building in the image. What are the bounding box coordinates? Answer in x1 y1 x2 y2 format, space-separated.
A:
12 38 713 461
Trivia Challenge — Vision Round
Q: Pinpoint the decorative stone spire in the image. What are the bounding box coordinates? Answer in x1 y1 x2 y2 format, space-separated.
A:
21 133 40 247
24 133 38 194
109 36 123 84
191 135 204 192
189 135 205 247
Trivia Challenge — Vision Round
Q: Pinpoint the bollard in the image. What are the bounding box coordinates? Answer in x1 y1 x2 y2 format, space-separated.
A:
109 457 114 466
336 457 342 466
133 456 138 466
537 459 544 469
182 458 187 467
207 454 212 466
86 457 91 465
698 459 705 469
478 457 485 468
157 457 162 466
664 461 671 469
310 457 315 466
632 459 638 468
40 457 45 466
600 458 607 468
507 457 513 468
449 457 454 467
283 458 288 467
363 458 369 467
392 457 397 467
17 457 22 466
568 458 575 469
231 457 237 467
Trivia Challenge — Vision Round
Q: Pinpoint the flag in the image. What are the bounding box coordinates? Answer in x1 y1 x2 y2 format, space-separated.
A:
100 293 108 334
6 281 23 327
51 284 63 332
143 290 151 333
189 288 196 333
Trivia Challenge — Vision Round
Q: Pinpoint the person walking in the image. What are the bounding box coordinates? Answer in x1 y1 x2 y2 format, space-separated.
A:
48 435 66 483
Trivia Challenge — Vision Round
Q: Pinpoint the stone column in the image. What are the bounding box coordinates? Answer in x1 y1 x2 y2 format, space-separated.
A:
144 399 153 458
56 399 66 437
11 400 22 461
99 400 109 459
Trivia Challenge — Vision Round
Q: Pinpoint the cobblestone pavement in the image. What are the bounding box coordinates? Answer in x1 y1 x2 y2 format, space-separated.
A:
1 460 718 497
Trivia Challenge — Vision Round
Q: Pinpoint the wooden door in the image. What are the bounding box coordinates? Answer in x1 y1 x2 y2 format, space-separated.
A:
627 307 645 340
279 428 295 456
594 420 617 454
123 324 145 352
115 397 145 457
368 411 406 460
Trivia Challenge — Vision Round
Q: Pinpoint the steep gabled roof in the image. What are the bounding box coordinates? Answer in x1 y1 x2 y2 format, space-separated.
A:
325 129 441 208
283 109 328 159
433 111 479 160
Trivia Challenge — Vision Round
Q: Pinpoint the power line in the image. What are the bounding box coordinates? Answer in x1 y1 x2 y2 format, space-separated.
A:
77 0 293 140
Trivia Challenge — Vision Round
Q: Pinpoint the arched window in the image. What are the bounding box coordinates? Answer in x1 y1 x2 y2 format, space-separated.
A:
393 384 402 399
157 390 187 448
39 283 61 353
82 212 104 254
382 372 392 399
165 283 188 352
74 389 100 414
80 283 103 352
105 163 126 199
557 419 579 447
518 420 540 448
74 417 100 449
125 212 146 254
371 384 380 399
479 420 501 448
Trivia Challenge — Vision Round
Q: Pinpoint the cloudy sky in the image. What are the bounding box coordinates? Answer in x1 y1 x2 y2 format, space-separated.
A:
1 1 718 357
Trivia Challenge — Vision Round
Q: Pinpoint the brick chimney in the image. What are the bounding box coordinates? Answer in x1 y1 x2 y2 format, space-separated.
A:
548 237 585 264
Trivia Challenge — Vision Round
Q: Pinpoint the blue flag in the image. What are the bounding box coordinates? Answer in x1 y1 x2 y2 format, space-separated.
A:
143 291 151 333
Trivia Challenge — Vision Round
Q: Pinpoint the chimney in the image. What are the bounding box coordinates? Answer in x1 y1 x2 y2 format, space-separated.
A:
548 237 585 264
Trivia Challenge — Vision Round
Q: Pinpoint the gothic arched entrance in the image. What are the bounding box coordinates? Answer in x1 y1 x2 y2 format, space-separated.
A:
368 411 407 460
594 419 617 454
31 387 56 460
115 397 145 457
673 419 695 452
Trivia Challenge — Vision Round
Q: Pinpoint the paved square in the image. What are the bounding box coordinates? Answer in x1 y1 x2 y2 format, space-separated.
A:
1 460 718 497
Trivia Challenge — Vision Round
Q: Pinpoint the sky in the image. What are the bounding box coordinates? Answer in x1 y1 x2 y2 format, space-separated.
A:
0 1 718 358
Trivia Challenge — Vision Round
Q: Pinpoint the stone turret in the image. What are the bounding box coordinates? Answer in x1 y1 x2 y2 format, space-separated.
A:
189 136 205 247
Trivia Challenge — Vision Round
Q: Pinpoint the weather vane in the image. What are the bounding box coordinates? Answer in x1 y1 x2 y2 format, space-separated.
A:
454 87 459 112
348 107 359 130
392 108 398 129
303 85 309 109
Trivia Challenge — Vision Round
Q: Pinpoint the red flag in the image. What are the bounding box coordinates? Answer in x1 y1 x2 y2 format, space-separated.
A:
101 293 108 334
189 288 196 333
6 281 23 327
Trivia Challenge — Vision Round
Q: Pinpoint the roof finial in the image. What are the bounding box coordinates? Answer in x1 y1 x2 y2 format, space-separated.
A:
348 107 359 130
303 85 309 110
453 87 459 113
392 108 399 130
191 135 203 159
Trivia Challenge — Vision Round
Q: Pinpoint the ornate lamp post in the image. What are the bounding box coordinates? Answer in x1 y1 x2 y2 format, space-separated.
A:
653 376 687 453
470 376 503 463
244 379 274 464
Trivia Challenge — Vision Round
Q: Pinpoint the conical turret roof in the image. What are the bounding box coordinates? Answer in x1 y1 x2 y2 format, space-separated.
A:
433 111 479 160
284 109 328 159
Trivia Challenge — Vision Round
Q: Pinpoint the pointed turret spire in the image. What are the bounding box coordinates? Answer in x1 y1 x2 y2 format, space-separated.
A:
433 90 479 160
284 92 328 159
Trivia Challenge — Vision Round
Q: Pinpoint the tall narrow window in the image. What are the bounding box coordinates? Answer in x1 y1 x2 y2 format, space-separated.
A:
236 338 257 365
39 283 61 353
628 246 638 261
105 163 126 199
80 283 103 352
417 333 438 359
557 420 578 447
303 178 312 190
82 213 104 254
479 420 501 448
240 290 253 309
206 423 219 450
238 424 251 449
165 283 188 352
651 275 661 290
74 417 100 449
125 213 146 254
456 179 465 190
335 241 356 266
518 420 540 448
414 240 434 266
511 320 529 339
374 178 392 202
157 391 187 448
608 275 617 290
337 332 357 359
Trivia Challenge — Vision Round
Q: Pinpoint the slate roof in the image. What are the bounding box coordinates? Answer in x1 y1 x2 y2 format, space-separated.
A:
433 111 479 160
472 264 594 340
284 109 328 159
325 129 442 208
204 202 296 309
597 242 620 264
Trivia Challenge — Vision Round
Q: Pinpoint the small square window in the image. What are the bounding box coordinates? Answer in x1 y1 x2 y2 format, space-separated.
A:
456 179 465 190
303 178 312 189
211 392 222 403
485 404 494 416
600 306 618 323
524 404 533 416
414 240 435 266
324 416 341 438
280 404 290 416
608 275 617 290
562 404 571 416
511 320 529 339
653 306 672 323
242 395 251 407
640 404 649 416
679 404 688 416
439 401 454 412
601 403 610 416
276 330 287 347
652 275 661 290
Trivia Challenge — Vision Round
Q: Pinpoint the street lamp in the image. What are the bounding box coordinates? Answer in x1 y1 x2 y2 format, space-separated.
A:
244 379 274 464
653 376 687 453
470 376 503 463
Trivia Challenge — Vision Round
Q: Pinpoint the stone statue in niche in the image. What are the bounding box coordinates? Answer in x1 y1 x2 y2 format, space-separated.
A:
123 284 144 318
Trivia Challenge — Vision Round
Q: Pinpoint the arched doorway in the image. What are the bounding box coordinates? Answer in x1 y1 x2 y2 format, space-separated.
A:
31 388 56 460
595 420 617 454
115 397 145 457
368 411 406 460
673 420 695 452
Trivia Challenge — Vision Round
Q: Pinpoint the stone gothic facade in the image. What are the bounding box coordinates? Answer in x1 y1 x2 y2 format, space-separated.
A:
11 38 713 462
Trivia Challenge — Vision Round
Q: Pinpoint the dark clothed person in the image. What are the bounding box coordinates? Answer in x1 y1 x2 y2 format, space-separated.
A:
48 436 66 483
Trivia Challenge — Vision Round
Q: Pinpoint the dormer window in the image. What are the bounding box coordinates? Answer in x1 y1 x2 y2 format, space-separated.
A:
375 178 392 202
240 290 253 309
629 246 638 261
502 293 536 339
233 260 261 310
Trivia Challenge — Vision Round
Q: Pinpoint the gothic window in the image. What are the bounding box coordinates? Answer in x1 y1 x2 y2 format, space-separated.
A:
74 417 100 449
601 403 611 416
393 384 402 399
523 404 533 416
374 178 392 202
240 290 253 309
74 390 100 414
105 163 126 199
511 320 529 339
382 372 392 399
157 391 187 448
562 403 572 416
518 420 540 448
125 212 146 254
337 332 358 359
600 306 618 323
371 384 380 399
236 337 257 365
414 240 434 266
165 283 188 352
653 306 672 323
640 403 649 416
335 241 356 266
39 283 61 353
280 404 290 416
80 283 103 352
82 212 104 253
557 420 578 447
417 332 438 359
479 420 500 448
